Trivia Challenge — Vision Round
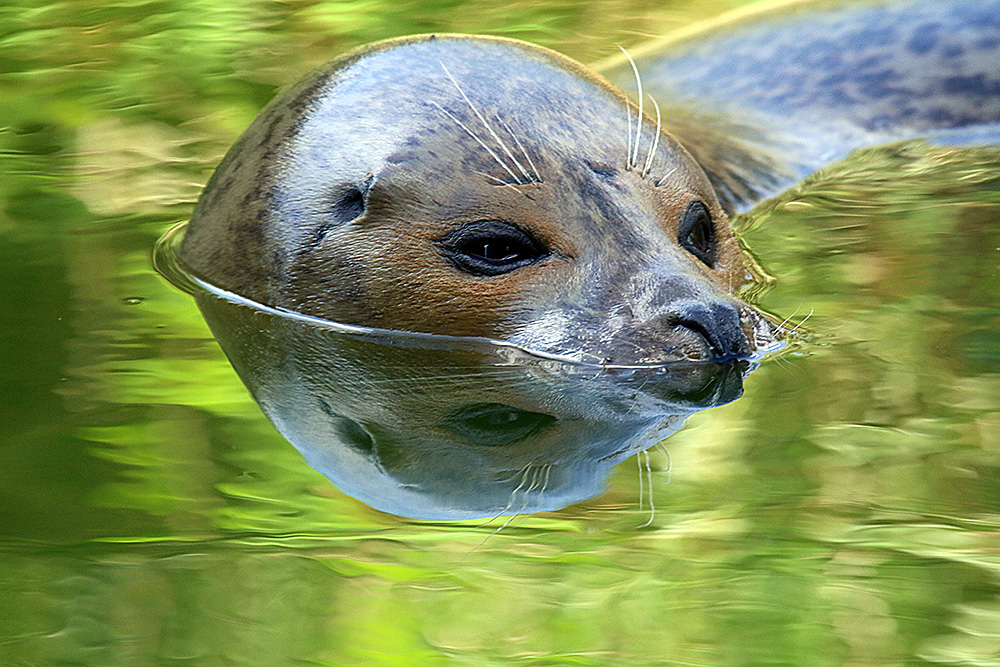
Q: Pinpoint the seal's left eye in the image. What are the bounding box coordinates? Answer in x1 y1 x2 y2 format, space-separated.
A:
437 220 549 277
678 201 717 268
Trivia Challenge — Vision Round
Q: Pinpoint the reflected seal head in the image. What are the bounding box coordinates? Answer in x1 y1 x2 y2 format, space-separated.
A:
192 289 754 520
179 34 780 364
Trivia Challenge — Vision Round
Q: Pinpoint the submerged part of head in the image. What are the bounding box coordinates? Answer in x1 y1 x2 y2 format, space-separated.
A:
179 34 780 364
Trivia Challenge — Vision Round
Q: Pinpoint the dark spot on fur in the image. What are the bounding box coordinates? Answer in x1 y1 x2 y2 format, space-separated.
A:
270 248 285 273
259 113 284 147
573 170 629 227
942 44 965 59
587 162 617 179
907 22 941 55
943 74 1000 96
926 107 956 124
856 69 904 99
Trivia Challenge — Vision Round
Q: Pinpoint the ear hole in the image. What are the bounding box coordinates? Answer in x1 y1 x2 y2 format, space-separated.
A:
313 176 374 246
328 185 366 225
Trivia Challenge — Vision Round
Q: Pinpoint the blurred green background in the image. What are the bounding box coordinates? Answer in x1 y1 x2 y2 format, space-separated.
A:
2 0 1000 665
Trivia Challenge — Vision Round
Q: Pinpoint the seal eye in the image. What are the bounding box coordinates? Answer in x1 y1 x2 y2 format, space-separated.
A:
678 201 717 268
437 220 549 277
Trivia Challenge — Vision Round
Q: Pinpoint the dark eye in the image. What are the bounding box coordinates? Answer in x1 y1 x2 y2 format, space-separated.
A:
678 201 717 268
436 220 549 277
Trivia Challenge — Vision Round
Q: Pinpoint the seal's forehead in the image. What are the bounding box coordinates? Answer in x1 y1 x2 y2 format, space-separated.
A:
324 36 624 118
289 36 677 173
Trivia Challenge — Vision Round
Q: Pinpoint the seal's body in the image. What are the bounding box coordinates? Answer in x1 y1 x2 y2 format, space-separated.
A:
597 0 1000 210
179 0 1000 365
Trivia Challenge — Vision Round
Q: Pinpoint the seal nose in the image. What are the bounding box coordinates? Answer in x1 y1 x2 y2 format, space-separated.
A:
662 299 749 360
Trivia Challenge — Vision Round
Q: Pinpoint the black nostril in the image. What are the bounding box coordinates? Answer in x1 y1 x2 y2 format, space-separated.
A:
663 299 748 360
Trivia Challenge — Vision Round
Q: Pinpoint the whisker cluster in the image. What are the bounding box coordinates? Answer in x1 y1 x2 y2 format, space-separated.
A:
619 47 662 177
436 62 542 185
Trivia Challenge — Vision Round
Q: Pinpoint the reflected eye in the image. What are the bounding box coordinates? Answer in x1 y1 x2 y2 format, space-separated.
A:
678 201 717 268
446 403 556 447
437 220 549 277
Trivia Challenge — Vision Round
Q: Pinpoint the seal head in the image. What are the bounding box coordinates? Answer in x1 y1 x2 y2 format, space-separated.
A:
179 34 779 364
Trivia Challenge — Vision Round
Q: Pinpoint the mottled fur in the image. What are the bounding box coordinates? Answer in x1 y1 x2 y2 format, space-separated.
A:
598 0 1000 210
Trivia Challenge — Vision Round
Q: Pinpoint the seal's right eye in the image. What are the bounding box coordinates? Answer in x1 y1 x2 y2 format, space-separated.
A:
436 220 549 277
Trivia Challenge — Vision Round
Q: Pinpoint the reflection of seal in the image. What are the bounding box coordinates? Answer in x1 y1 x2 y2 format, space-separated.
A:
179 35 779 365
193 286 750 519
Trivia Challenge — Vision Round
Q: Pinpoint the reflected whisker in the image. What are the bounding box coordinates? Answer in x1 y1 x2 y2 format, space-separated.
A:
624 95 633 170
775 306 802 331
636 453 644 514
473 462 533 531
537 464 552 506
788 308 815 334
638 449 655 528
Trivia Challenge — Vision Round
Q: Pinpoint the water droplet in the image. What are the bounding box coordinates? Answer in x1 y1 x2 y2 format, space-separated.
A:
122 297 144 305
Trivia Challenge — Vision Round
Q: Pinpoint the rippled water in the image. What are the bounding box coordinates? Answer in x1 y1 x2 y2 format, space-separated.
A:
3 1 1000 665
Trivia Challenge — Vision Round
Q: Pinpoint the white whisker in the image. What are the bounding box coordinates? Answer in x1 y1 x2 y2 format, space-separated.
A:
618 46 643 170
624 97 633 170
431 101 522 184
654 166 677 188
642 95 661 177
495 114 542 183
473 169 527 195
439 62 530 184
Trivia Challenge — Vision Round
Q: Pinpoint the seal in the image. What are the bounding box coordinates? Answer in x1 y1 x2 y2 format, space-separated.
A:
178 35 780 366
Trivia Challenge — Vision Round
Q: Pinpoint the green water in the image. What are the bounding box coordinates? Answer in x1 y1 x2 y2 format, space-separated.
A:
3 1 1000 665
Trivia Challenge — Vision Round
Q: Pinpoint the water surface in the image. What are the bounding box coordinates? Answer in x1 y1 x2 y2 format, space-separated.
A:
2 1 1000 665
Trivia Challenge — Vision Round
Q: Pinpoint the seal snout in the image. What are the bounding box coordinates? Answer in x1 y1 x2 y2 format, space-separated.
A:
660 298 749 361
